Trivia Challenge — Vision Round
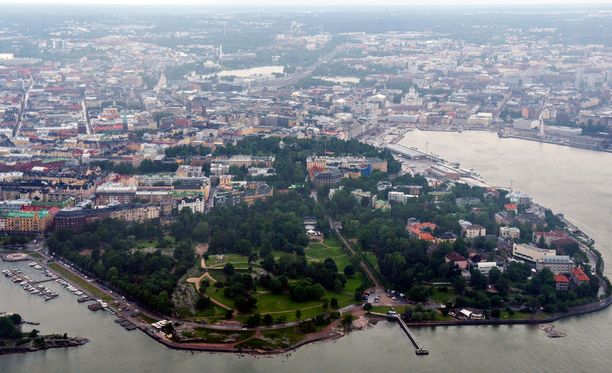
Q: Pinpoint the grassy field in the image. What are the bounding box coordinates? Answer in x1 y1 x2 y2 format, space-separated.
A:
191 304 228 322
48 262 111 302
138 313 159 324
498 310 534 320
199 237 363 323
305 240 351 271
363 252 380 272
207 254 252 270
134 239 157 249
205 285 236 309
181 327 254 343
430 288 456 304
234 326 306 350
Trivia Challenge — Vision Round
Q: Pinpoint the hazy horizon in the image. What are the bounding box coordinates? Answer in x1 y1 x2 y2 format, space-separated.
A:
0 0 611 7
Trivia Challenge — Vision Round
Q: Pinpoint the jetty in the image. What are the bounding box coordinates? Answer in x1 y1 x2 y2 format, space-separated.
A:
370 312 428 355
395 315 429 355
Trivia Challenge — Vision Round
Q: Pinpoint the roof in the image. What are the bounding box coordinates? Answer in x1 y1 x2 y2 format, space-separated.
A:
446 252 466 262
571 267 590 282
554 274 570 283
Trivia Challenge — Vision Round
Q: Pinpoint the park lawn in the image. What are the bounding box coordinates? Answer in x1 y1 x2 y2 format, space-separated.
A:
138 313 159 324
235 337 279 350
323 237 342 248
234 326 309 350
191 304 228 322
135 239 157 249
271 250 293 260
498 310 534 320
363 252 380 272
305 243 345 261
48 262 111 302
206 268 227 282
430 288 456 304
260 326 305 347
205 285 236 309
251 288 353 323
207 253 252 270
182 327 254 343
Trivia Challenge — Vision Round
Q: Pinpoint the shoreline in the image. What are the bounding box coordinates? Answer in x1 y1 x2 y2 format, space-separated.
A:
137 292 612 355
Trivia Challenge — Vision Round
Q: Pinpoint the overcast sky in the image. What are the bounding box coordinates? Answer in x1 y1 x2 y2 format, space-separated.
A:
0 0 610 5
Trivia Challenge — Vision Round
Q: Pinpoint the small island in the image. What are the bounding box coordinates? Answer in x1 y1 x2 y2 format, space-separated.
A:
0 313 87 355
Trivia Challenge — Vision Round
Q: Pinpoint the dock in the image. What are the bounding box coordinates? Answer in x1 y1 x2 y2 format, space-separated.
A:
395 315 429 355
369 312 428 355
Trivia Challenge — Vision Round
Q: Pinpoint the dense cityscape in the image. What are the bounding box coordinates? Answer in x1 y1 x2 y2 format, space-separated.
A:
1 3 612 371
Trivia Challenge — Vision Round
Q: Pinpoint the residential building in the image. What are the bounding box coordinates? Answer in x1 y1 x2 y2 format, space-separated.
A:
571 267 590 285
554 274 570 291
445 252 468 270
535 255 574 274
500 226 520 239
177 197 205 213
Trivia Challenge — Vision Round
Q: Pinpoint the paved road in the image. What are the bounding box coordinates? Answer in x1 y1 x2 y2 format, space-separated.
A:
13 79 32 138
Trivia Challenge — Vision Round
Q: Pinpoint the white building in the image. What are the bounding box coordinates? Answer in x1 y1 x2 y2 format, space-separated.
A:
388 191 417 204
500 226 520 239
178 197 205 213
513 243 556 263
475 262 503 276
467 112 493 126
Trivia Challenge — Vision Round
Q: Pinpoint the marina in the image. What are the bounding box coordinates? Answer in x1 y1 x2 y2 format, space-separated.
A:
2 267 58 301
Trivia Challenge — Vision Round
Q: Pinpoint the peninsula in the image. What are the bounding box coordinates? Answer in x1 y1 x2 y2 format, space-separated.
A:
5 136 607 355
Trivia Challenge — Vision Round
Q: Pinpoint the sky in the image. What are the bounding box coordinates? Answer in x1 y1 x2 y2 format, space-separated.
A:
0 0 610 6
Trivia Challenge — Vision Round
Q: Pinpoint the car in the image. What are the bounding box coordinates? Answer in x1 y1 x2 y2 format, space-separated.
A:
392 296 398 301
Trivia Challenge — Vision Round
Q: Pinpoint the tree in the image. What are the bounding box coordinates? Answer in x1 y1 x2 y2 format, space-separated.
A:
223 263 235 277
330 297 339 309
488 267 501 285
246 314 262 327
341 313 354 328
263 314 274 325
343 264 355 277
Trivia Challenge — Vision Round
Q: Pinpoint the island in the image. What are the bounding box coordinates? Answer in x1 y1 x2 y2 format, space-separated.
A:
0 313 87 355
18 136 609 354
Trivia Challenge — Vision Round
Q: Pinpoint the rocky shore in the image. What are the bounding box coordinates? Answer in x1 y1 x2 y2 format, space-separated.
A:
0 336 88 356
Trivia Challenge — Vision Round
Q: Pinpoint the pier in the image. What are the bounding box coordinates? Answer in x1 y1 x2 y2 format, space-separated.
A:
394 315 429 355
370 312 428 355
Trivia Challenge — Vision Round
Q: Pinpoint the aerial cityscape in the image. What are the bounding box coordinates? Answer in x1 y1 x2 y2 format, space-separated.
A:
1 2 612 372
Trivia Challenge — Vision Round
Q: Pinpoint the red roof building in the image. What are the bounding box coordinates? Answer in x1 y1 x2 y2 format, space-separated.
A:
571 267 590 285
